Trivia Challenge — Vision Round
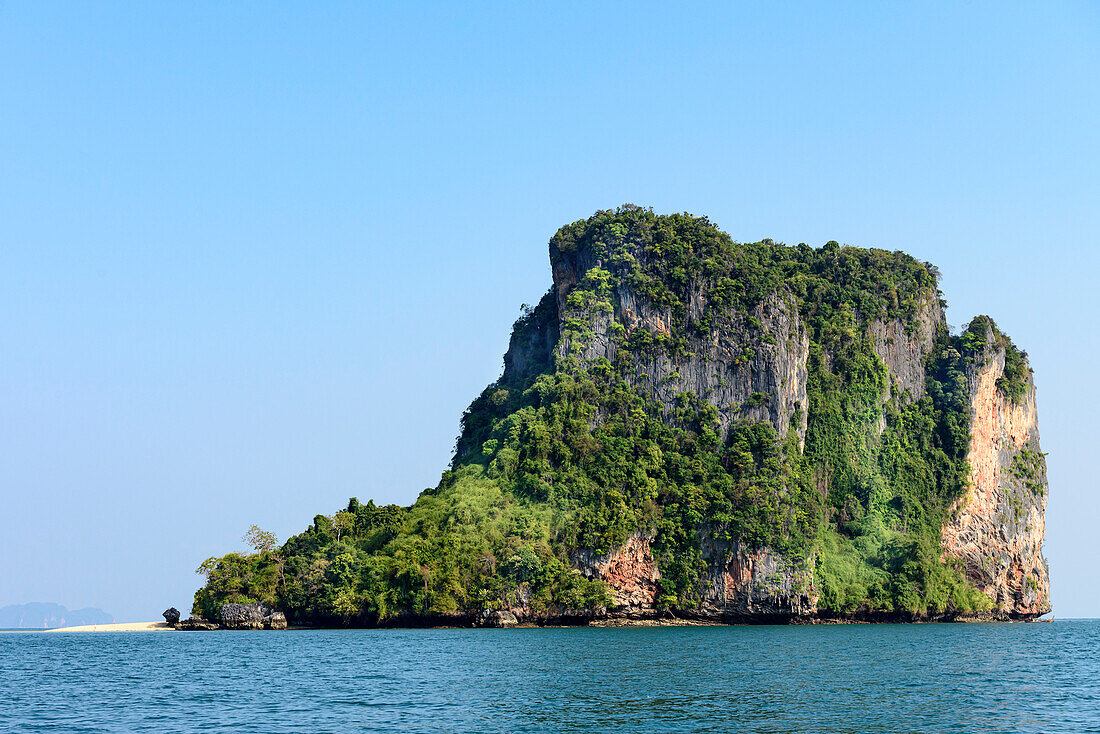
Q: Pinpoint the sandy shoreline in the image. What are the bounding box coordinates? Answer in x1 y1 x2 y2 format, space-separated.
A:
44 621 172 632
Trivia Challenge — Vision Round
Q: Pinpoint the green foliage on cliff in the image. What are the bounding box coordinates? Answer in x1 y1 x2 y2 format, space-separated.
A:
193 206 1024 622
962 315 1032 404
1009 448 1047 496
194 484 609 624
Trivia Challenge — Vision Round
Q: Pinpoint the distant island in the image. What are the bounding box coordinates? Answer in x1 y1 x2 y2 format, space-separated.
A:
189 206 1050 628
0 603 113 629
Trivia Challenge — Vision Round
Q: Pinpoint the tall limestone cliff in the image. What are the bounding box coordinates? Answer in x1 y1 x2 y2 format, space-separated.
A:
941 321 1050 617
194 206 1050 626
483 208 1048 622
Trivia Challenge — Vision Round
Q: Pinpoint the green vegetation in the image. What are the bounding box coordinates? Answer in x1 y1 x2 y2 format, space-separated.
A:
194 482 608 624
1010 448 1047 496
961 315 1032 404
193 206 1027 623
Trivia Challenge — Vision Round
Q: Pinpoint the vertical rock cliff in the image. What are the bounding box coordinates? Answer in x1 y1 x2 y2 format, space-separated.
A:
550 236 809 446
941 322 1050 618
869 294 945 404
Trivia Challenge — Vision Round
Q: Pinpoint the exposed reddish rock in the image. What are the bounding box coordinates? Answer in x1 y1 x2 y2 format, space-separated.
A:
572 532 661 614
941 324 1050 617
572 532 817 621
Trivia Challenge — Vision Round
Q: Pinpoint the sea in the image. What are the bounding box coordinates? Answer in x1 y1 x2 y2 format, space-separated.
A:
1 621 1097 733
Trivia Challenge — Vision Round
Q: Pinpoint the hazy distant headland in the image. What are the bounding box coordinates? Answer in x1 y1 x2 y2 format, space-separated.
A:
0 603 113 629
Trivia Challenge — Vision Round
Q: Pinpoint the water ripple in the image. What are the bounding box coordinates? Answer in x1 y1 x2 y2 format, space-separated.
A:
1 622 1099 732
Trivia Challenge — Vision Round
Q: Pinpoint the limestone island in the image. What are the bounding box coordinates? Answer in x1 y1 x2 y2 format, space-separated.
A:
182 206 1049 630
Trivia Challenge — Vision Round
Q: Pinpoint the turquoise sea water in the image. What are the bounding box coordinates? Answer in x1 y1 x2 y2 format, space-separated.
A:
1 622 1097 733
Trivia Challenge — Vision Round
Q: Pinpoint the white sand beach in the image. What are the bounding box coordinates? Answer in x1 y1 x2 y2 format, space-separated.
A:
45 621 172 632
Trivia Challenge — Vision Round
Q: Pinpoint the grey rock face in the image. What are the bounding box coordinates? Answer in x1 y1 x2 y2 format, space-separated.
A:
217 602 289 630
550 239 810 446
265 611 288 630
162 607 181 625
868 294 945 402
218 602 266 629
501 291 558 385
615 288 808 446
698 534 816 617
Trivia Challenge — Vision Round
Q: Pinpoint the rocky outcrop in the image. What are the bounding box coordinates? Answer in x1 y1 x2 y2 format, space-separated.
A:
500 291 558 385
572 532 662 615
177 616 219 631
188 208 1055 628
266 611 288 630
941 325 1050 617
219 602 266 629
162 607 180 625
174 604 287 631
698 536 817 619
475 609 519 628
219 603 287 630
570 532 816 622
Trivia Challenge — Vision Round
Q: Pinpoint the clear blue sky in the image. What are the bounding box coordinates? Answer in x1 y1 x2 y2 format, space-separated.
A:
1 2 1097 621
